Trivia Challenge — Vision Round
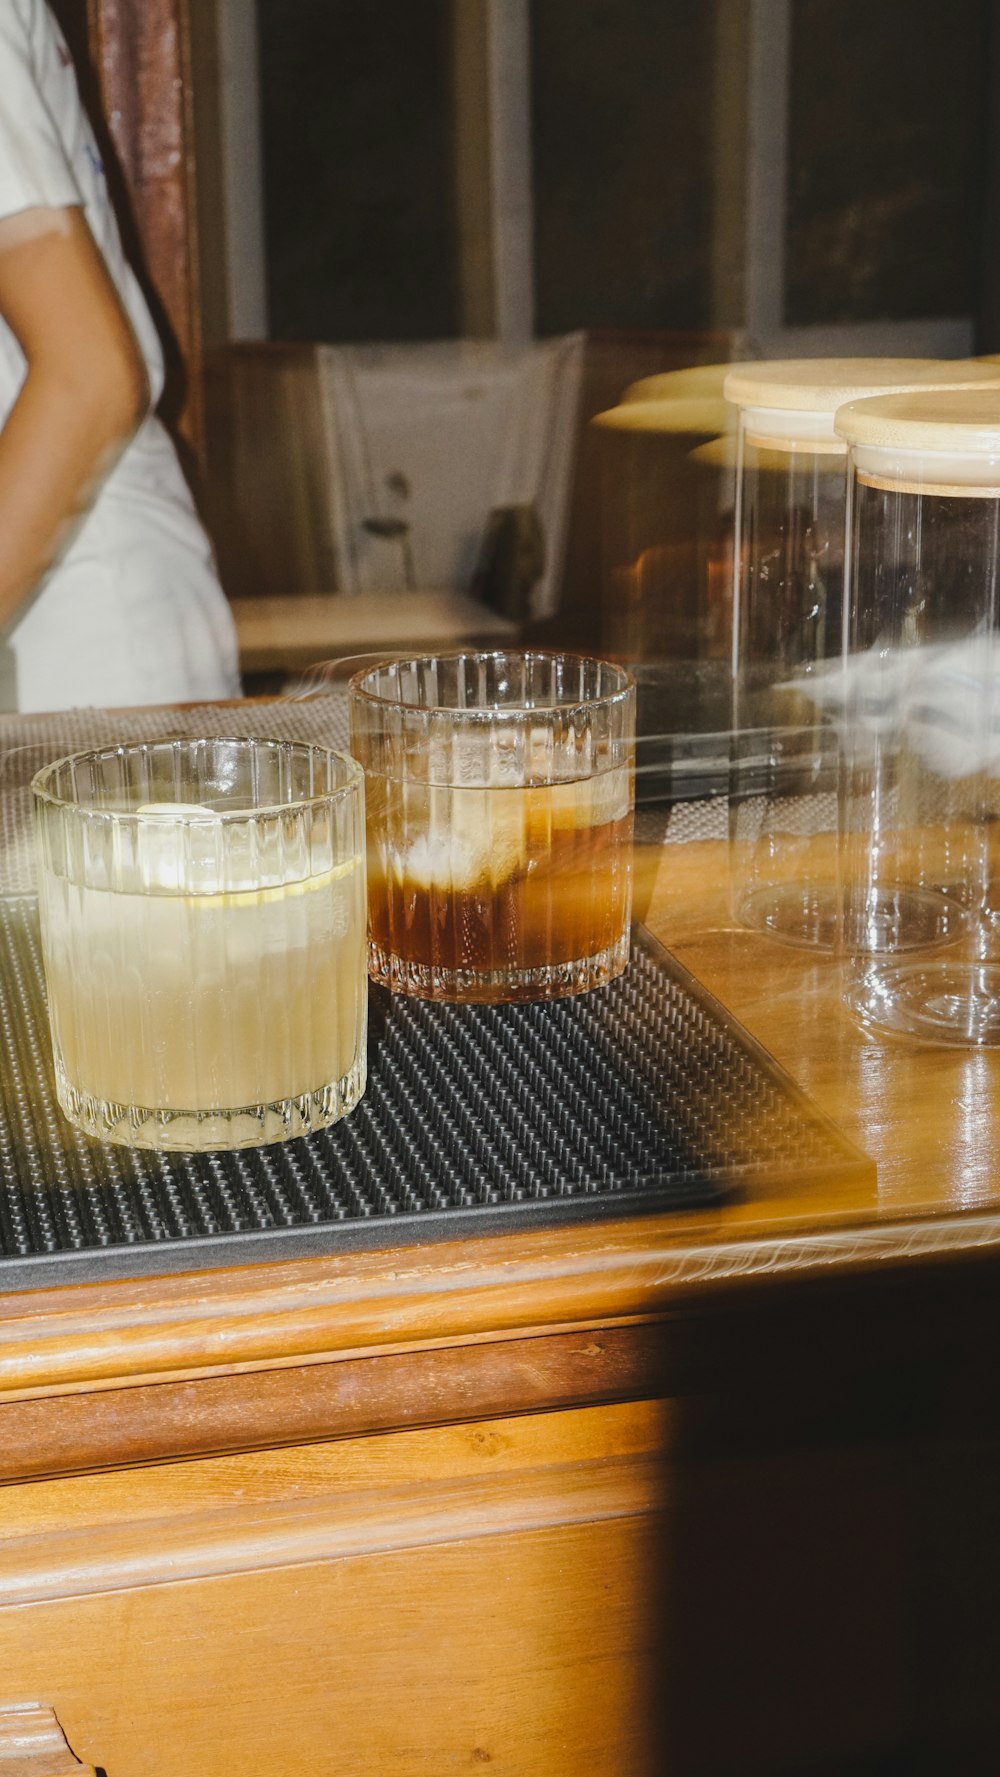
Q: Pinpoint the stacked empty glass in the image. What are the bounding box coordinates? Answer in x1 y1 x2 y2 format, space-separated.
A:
592 363 735 664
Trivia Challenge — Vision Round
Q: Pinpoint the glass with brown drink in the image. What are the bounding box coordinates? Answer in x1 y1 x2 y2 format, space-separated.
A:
349 651 635 1002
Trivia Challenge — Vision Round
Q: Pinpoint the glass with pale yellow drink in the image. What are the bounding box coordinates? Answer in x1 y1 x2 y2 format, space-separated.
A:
32 737 367 1150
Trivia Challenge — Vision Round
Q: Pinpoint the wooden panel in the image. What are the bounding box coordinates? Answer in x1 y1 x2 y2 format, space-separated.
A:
203 343 339 600
10 1354 997 1772
0 1324 666 1483
546 328 740 649
85 0 205 446
0 1400 667 1602
0 1390 930 1775
0 1403 667 1777
7 1249 1000 1486
0 1518 663 1777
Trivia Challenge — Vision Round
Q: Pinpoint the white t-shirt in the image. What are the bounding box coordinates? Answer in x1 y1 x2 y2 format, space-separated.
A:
0 0 241 711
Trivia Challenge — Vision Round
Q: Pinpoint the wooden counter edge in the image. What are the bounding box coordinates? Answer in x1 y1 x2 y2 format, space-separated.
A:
4 1229 1000 1484
1 1200 999 1408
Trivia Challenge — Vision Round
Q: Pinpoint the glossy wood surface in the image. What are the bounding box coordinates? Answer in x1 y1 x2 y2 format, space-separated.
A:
646 836 1000 1221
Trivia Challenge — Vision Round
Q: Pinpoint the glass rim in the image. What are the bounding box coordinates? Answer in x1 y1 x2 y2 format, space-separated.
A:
347 648 635 716
31 734 364 823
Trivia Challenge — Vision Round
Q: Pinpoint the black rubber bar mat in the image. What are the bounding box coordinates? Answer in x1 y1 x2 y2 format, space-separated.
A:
0 904 873 1292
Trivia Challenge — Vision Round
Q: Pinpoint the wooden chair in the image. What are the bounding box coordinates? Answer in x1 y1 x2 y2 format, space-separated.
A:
203 330 743 681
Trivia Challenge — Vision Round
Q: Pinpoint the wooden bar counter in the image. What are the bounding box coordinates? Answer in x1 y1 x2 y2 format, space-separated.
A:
3 828 1000 1774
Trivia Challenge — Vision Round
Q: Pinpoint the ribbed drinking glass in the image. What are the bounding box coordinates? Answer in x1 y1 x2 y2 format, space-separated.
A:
349 650 635 1002
32 736 367 1149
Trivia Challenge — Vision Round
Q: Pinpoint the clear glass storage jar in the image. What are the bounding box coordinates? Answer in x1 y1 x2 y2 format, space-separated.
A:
592 384 735 665
835 388 1000 1045
724 356 1000 950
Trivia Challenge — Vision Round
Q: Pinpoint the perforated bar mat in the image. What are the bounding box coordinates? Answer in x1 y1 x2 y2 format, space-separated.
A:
0 698 871 1290
0 904 873 1291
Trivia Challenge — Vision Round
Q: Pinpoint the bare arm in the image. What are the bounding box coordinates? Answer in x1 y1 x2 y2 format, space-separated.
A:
0 204 149 628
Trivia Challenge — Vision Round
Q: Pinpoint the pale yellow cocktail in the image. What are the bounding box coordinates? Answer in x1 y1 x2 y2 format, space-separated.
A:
33 738 367 1151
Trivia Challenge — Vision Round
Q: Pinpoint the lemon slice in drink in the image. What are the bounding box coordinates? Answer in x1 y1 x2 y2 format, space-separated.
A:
527 768 631 835
136 802 358 904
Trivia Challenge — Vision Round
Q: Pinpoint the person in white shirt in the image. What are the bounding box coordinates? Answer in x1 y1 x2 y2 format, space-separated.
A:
0 0 241 712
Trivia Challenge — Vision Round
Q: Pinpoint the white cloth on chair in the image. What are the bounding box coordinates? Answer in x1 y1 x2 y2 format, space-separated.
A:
317 335 585 621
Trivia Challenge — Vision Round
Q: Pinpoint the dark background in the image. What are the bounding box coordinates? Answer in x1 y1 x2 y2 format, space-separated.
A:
257 0 994 344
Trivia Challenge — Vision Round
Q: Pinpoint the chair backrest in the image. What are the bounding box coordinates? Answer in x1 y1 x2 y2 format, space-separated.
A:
316 335 585 620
